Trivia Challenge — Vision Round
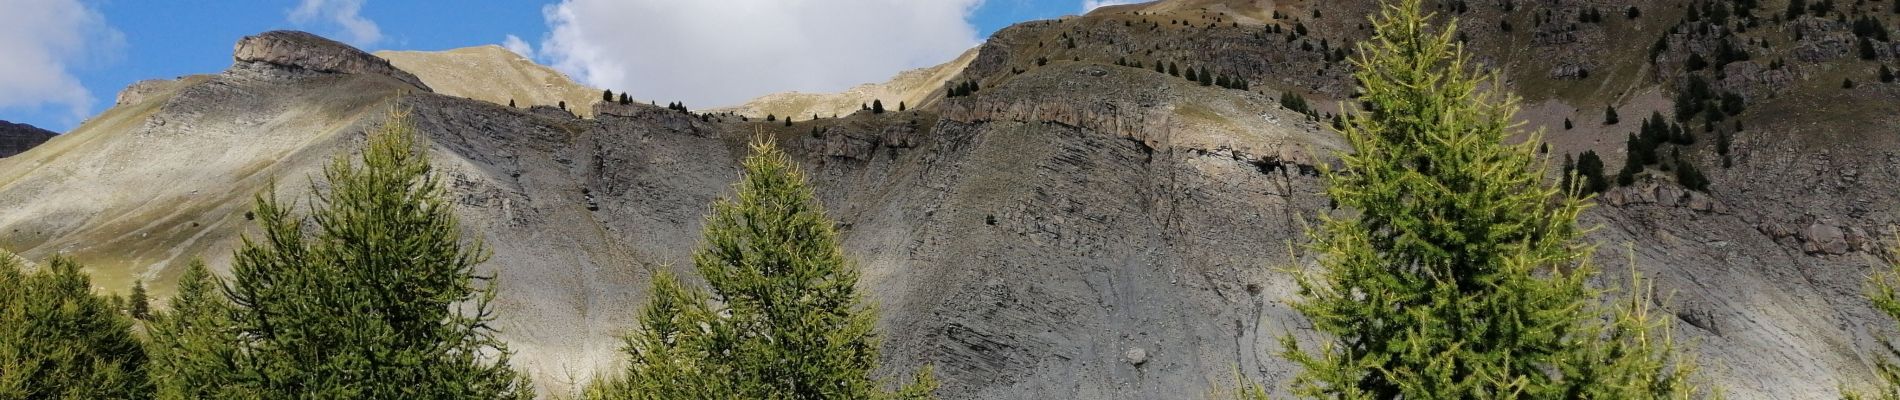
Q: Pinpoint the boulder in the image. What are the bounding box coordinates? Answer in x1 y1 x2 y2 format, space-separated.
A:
233 30 430 91
1124 347 1149 367
1802 223 1849 255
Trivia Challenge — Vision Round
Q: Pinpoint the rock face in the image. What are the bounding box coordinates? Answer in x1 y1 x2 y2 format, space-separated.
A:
0 121 56 158
233 30 430 91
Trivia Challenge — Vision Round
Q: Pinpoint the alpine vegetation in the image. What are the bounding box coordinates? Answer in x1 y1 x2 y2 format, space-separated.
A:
1277 0 1706 398
586 139 936 400
218 110 533 399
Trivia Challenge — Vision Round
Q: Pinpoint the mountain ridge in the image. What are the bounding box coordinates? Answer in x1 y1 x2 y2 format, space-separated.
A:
2 0 1899 398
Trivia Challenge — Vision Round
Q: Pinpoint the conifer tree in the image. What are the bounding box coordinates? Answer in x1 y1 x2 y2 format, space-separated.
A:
1279 1 1704 397
1605 104 1621 125
223 110 531 399
604 89 614 102
129 279 150 320
0 254 152 399
1577 150 1608 194
588 140 936 400
146 260 240 399
1882 65 1896 83
873 99 886 114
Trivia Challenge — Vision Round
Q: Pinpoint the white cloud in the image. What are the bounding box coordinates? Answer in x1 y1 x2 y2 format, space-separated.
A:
289 0 382 47
539 0 983 107
502 34 535 58
0 0 121 123
1082 0 1139 12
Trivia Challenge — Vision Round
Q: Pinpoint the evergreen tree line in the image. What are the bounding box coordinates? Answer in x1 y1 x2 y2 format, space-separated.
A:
945 80 981 98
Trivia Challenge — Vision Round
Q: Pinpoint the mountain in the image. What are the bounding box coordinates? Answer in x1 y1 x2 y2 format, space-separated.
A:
378 45 603 116
0 121 56 158
716 48 981 120
2 0 1899 398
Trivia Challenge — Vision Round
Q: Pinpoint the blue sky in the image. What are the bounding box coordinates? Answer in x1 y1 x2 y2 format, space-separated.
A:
2 0 1122 132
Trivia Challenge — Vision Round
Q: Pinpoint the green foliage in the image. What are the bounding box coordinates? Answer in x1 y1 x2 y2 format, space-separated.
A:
129 279 150 320
873 99 886 114
1674 153 1711 192
1280 1 1705 397
1576 150 1609 194
589 140 935 400
604 89 614 103
146 260 240 400
0 254 152 399
1882 65 1897 83
1279 91 1312 116
1605 104 1621 125
222 110 531 399
1851 237 1900 400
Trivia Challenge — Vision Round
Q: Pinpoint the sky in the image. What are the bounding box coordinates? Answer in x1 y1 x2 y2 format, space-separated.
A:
0 0 1141 133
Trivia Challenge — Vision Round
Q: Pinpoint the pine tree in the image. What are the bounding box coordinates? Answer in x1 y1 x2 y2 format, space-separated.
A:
1279 1 1704 398
223 110 531 399
129 279 150 320
873 99 886 114
1577 150 1609 193
604 89 614 102
1882 65 1896 83
588 140 936 400
1605 104 1621 125
146 260 240 399
0 254 152 399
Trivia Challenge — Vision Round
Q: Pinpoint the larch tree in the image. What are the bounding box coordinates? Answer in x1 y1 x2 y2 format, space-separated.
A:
0 254 152 399
587 139 935 400
146 259 241 400
1278 0 1705 398
222 110 532 399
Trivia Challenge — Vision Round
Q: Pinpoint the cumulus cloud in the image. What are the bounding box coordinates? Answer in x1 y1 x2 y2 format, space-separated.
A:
289 0 383 47
0 0 121 122
1082 0 1140 12
539 0 983 108
502 34 535 58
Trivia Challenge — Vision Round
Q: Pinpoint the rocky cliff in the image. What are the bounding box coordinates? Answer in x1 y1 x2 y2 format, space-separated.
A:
0 121 55 158
234 30 430 91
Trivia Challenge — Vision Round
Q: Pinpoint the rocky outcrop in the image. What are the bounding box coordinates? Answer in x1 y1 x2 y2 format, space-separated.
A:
1600 181 1730 214
233 30 430 91
0 121 56 158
